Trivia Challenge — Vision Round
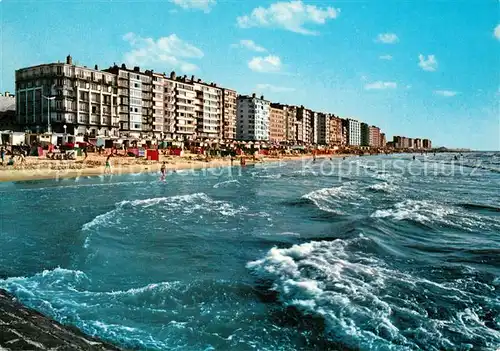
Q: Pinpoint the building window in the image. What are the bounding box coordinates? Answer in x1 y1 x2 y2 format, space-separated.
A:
57 66 63 75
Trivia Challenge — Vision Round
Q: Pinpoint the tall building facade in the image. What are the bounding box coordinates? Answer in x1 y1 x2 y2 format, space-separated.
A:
296 106 312 144
236 94 270 141
423 139 432 149
316 113 330 145
414 138 422 149
328 115 344 146
360 122 370 146
269 104 285 142
222 89 237 140
380 133 387 148
369 126 381 147
16 56 119 136
343 118 361 146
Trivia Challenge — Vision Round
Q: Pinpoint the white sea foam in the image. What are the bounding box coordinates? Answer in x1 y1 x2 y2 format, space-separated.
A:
213 179 240 188
302 182 366 214
371 200 500 231
368 182 398 193
247 238 500 350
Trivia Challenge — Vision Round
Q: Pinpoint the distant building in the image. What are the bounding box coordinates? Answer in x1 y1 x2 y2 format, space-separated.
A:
236 94 270 141
369 126 381 147
0 92 16 131
380 133 387 148
343 118 361 146
316 113 330 145
423 139 432 149
360 122 370 146
328 115 344 147
296 106 312 144
222 88 237 140
414 138 422 149
269 104 285 142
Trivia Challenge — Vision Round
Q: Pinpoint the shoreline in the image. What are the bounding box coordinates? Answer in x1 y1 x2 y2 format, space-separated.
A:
0 154 346 183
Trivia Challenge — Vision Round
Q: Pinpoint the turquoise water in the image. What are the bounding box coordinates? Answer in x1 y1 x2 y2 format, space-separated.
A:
1 153 499 350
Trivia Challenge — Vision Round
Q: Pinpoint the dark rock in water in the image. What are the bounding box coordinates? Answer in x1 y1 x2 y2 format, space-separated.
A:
0 289 122 350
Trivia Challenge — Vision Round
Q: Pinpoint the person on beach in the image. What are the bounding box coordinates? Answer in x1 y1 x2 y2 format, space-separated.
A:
0 147 5 165
105 154 112 174
160 162 167 181
240 157 246 167
83 147 88 161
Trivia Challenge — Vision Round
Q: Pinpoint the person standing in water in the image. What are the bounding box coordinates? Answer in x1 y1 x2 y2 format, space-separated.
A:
104 154 112 174
160 162 167 181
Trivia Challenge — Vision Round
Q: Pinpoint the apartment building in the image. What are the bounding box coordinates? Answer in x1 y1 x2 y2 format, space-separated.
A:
16 56 119 136
222 89 237 140
343 118 361 146
151 72 176 139
369 125 381 147
269 104 285 142
316 113 330 145
360 123 370 147
423 139 432 149
414 138 422 149
104 64 152 137
270 103 296 143
380 133 387 148
236 94 270 141
296 106 312 144
328 115 344 147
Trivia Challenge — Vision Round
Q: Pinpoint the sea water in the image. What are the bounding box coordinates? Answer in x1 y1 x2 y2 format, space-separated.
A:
0 153 499 350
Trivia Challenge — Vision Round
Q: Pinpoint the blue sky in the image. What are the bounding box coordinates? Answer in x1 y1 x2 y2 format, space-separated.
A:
1 0 499 150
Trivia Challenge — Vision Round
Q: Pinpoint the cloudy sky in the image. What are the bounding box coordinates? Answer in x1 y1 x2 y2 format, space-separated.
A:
1 0 499 150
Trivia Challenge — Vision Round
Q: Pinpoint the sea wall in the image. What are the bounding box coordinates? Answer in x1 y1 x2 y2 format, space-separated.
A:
0 289 122 350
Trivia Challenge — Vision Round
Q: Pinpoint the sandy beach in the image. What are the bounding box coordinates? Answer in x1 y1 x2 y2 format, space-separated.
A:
0 153 344 182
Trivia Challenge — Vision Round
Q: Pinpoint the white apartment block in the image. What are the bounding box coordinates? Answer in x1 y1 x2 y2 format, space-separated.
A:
344 118 361 146
193 80 221 140
236 94 270 141
16 56 119 136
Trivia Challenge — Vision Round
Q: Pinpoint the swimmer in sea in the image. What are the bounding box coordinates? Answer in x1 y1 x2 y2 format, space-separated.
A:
160 162 166 181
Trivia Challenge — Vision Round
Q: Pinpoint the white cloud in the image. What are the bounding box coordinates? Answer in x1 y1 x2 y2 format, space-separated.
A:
256 83 295 93
169 0 216 13
248 55 283 73
375 33 399 44
237 0 340 35
418 54 438 71
494 24 500 40
122 32 203 73
364 81 397 90
379 54 393 60
232 39 267 52
434 90 459 97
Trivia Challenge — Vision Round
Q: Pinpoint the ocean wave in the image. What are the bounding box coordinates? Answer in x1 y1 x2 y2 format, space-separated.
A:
302 183 367 215
82 193 247 248
213 179 241 188
247 238 500 350
371 200 500 232
367 182 398 193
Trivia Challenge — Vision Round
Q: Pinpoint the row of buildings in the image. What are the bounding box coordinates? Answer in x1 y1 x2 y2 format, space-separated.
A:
12 56 432 149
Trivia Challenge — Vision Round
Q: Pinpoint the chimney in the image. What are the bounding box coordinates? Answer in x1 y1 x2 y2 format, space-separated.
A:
170 71 176 80
260 95 264 100
252 93 256 98
133 66 140 72
198 79 201 83
66 55 72 65
94 64 98 70
121 63 126 69
191 75 195 82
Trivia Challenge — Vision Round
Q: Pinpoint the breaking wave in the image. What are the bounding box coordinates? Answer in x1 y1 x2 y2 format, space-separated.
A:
247 237 500 350
371 200 500 232
302 182 368 215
